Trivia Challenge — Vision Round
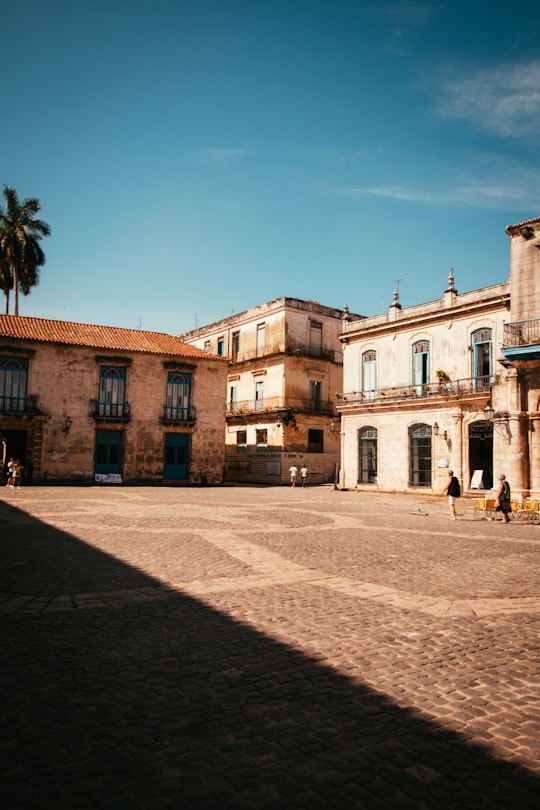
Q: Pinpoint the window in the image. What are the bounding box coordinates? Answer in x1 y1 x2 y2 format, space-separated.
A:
0 357 28 412
256 429 268 452
228 383 238 412
231 331 240 360
308 429 324 453
256 323 265 356
165 371 191 420
217 336 225 356
255 380 264 410
409 423 432 487
310 321 322 356
412 341 430 394
472 328 492 383
309 380 322 411
358 427 377 484
203 340 211 353
362 350 376 399
236 430 247 453
98 366 126 417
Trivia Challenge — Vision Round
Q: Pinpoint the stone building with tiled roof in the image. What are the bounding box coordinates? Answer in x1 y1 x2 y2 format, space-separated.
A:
0 316 228 484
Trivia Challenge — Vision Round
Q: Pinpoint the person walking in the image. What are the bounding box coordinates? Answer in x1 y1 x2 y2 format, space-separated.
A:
289 464 298 487
440 469 461 520
300 465 308 488
495 473 512 523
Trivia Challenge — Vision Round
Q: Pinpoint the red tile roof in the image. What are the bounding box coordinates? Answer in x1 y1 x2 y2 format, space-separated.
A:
0 315 224 359
505 216 540 234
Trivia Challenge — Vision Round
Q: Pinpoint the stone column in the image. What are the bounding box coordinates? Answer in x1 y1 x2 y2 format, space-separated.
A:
528 412 540 495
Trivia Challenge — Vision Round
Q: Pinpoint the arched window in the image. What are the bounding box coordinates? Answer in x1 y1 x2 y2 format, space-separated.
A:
408 422 432 487
166 372 192 421
362 350 377 399
412 341 430 394
358 426 377 484
471 328 492 384
98 366 127 417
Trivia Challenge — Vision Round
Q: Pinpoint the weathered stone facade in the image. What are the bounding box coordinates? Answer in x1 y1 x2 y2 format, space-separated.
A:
0 317 227 484
180 298 362 484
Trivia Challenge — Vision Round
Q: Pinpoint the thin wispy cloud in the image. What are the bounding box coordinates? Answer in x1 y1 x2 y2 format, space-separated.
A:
337 172 539 209
191 148 251 166
436 59 540 140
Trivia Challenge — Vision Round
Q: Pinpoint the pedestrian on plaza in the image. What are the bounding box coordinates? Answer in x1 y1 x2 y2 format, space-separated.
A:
6 457 14 488
289 464 298 487
440 469 461 520
495 473 512 523
300 465 308 488
12 459 23 488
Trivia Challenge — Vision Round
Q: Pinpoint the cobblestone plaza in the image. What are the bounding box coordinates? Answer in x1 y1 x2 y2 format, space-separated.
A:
1 485 539 808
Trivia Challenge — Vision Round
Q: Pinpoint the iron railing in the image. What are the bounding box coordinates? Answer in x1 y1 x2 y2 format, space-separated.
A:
337 375 496 406
227 397 334 416
503 319 540 348
161 405 197 423
0 394 39 414
230 341 336 363
89 400 131 420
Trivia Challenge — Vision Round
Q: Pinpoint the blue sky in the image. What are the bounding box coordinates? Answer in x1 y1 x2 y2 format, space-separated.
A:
2 0 539 334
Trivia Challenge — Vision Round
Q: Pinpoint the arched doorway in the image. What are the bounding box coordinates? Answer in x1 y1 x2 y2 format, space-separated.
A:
468 420 493 489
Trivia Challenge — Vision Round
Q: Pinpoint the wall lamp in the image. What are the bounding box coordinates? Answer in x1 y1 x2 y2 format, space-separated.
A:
330 418 339 432
433 422 447 441
484 401 510 440
62 416 73 435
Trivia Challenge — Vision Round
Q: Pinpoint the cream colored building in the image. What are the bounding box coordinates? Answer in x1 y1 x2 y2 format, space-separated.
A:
180 297 362 484
0 316 227 484
338 216 540 499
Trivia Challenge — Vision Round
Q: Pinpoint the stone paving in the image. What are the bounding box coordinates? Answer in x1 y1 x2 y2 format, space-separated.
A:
1 484 539 809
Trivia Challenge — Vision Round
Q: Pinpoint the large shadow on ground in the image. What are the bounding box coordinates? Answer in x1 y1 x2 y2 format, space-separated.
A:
1 499 538 809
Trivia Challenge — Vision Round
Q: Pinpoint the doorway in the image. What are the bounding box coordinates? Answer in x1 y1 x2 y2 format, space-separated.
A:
94 430 123 478
468 420 493 489
1 429 27 481
164 433 189 480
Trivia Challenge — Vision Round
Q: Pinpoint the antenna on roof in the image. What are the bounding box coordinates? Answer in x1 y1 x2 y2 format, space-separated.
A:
393 278 404 295
194 313 199 328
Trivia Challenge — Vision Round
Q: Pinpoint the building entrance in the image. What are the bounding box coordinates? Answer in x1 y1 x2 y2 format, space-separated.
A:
468 420 493 489
0 429 27 481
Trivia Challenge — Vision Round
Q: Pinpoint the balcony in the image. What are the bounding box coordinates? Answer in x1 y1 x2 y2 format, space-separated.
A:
227 397 334 416
0 394 40 415
89 400 131 421
337 375 496 409
161 405 196 425
502 319 540 363
230 341 337 364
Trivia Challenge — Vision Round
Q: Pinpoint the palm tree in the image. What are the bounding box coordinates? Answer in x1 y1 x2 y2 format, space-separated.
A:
0 185 51 315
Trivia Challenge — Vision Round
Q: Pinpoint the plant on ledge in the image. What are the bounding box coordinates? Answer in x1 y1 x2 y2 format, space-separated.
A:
281 405 303 430
436 369 450 381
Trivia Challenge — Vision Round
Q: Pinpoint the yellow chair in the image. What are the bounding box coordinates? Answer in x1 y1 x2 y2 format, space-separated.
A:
522 500 540 523
462 498 482 519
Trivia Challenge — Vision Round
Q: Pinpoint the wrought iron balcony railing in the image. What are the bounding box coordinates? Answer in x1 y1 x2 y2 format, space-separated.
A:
0 394 39 415
229 341 337 363
89 400 131 420
161 405 197 424
503 318 540 348
227 396 335 416
337 375 496 406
